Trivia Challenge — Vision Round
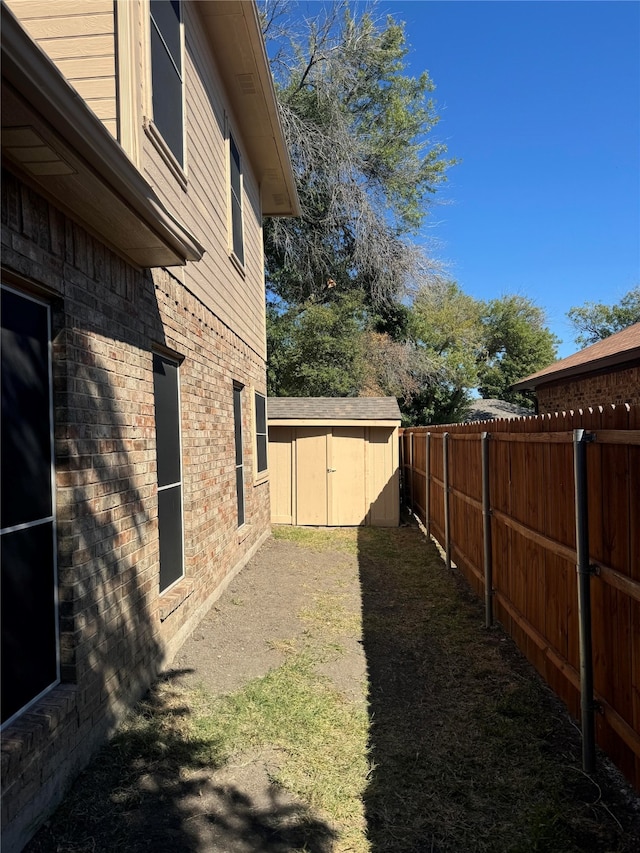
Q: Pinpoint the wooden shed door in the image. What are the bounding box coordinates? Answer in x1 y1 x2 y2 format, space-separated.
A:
330 427 366 525
295 429 329 525
295 427 366 526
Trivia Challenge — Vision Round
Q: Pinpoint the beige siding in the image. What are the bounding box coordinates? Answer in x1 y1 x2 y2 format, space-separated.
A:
140 1 269 359
6 0 118 138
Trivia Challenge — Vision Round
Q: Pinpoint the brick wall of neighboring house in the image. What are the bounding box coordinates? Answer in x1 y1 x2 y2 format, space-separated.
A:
1 169 271 852
535 365 640 414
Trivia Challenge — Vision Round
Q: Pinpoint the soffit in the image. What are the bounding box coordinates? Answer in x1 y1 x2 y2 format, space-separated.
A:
197 1 300 218
1 3 205 269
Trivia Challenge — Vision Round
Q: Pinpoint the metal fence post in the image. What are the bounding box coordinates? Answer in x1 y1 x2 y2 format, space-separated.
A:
443 432 451 570
425 432 431 538
574 428 596 775
409 431 414 513
481 432 493 628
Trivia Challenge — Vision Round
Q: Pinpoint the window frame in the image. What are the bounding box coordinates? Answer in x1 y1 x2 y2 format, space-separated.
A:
145 0 187 187
253 390 268 484
1 283 60 729
233 382 245 528
152 349 186 594
228 130 245 271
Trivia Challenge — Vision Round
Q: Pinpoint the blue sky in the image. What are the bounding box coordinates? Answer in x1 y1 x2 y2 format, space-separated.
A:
378 0 640 357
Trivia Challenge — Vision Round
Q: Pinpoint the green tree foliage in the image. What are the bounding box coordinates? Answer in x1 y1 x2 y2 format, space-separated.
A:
402 281 483 424
266 294 367 397
477 295 559 408
566 286 640 347
262 2 456 305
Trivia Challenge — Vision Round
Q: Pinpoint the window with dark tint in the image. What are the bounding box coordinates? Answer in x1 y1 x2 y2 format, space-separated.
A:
153 353 184 591
1 286 58 725
233 384 245 527
229 135 244 264
150 0 183 165
255 392 267 474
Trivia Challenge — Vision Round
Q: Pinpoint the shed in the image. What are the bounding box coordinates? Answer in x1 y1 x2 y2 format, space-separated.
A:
268 397 401 527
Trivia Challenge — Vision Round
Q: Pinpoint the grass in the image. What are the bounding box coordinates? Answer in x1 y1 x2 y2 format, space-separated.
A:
26 523 640 853
190 654 370 849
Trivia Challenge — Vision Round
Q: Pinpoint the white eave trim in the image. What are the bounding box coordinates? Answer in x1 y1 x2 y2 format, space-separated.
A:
1 3 205 267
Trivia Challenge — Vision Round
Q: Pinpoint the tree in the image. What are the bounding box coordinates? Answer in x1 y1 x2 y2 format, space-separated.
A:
402 281 483 424
266 293 367 397
477 295 558 408
567 286 640 347
262 2 456 306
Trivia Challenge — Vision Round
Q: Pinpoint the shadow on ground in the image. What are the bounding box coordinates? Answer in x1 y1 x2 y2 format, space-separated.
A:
356 520 640 853
25 667 335 853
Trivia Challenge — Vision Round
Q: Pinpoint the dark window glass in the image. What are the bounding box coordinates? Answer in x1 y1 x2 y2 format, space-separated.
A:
157 486 183 591
233 386 243 466
1 523 57 724
153 354 181 487
153 353 184 591
1 288 52 529
1 286 58 725
229 136 244 264
150 0 181 61
150 0 183 165
233 385 245 526
236 466 245 528
255 393 267 473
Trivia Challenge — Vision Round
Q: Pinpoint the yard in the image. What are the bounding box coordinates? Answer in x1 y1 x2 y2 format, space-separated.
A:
26 523 640 852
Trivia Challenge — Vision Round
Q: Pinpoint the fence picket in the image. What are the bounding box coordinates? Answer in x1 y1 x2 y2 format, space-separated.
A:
401 404 640 791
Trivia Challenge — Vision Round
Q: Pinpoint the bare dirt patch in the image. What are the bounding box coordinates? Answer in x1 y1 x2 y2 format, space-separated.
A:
26 522 640 853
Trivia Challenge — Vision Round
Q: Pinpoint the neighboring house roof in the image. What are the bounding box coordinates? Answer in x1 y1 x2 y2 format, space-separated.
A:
268 397 402 422
512 323 640 391
464 399 531 422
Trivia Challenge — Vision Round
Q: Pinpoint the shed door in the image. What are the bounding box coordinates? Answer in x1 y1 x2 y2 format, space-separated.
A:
295 427 366 526
295 429 329 525
331 427 366 525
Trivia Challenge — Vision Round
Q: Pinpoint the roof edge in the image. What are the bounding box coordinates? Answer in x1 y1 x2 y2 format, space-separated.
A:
512 348 640 391
1 2 205 266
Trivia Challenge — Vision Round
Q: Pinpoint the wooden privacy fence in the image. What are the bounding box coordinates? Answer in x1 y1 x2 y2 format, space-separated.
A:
401 405 640 791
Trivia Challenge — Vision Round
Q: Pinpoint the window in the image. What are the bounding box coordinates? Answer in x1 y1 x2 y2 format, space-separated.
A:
1 285 59 726
255 392 268 475
233 384 245 527
229 134 244 265
150 0 183 166
153 352 184 592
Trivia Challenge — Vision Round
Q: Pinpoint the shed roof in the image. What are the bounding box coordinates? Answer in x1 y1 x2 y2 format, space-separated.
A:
268 397 401 421
512 323 640 391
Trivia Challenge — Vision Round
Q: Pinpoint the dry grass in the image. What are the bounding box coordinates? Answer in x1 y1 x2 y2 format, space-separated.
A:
26 523 640 853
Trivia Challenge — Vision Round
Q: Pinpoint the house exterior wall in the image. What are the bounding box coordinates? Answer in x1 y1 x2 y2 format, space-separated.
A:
5 0 270 358
5 0 118 139
1 167 271 853
535 364 640 414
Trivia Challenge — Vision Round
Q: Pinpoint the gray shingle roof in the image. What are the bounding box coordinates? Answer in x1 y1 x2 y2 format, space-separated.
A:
267 397 401 421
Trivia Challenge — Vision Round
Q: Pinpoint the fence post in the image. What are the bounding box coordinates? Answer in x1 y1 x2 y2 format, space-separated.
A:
425 432 431 538
481 432 493 628
443 432 451 570
574 428 596 775
409 431 414 513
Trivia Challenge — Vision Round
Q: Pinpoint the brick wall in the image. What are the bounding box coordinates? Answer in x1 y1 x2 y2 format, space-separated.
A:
536 364 640 414
1 169 271 852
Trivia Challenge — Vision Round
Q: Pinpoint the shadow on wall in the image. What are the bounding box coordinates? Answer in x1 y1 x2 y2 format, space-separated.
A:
1 170 170 848
24 668 336 853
